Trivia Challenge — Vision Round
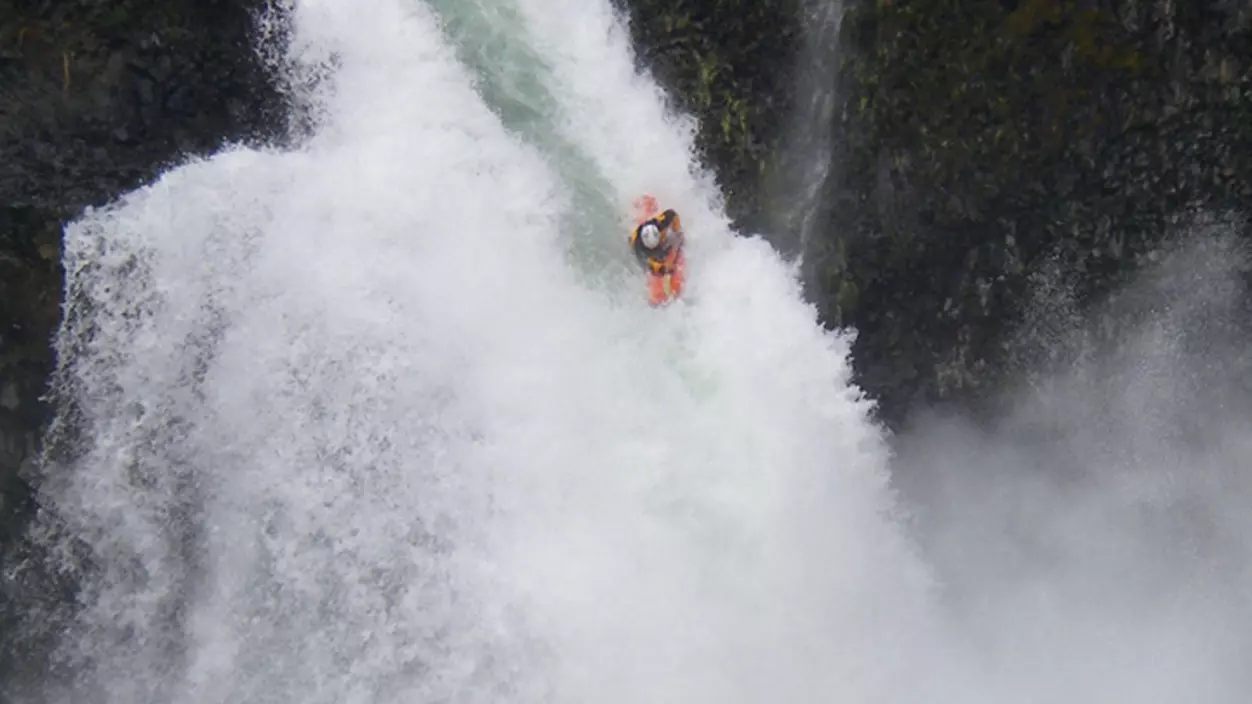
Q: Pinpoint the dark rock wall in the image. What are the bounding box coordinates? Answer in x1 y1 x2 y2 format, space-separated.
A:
611 0 804 232
817 0 1252 427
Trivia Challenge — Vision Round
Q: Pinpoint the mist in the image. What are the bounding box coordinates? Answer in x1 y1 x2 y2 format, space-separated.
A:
889 214 1252 702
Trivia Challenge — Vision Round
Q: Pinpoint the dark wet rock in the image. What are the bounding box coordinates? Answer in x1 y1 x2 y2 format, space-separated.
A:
611 0 805 232
820 0 1252 428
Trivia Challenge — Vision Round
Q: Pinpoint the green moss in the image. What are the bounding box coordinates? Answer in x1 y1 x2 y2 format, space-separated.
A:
614 0 802 229
811 0 1252 427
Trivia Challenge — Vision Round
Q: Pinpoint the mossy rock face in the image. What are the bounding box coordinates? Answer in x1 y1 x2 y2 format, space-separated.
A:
2 0 291 215
0 0 289 691
810 0 1252 428
612 0 804 232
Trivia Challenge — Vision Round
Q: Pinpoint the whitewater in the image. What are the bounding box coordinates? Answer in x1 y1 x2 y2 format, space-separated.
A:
21 0 947 702
16 0 1252 702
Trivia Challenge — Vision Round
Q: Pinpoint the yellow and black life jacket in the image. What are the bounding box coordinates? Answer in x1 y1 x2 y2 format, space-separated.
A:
629 209 682 274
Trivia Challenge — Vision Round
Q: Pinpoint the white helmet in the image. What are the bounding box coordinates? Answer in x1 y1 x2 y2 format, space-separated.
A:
640 222 661 248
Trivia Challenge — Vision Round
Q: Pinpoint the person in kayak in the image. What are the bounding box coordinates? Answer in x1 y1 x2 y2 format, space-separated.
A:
628 193 686 306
